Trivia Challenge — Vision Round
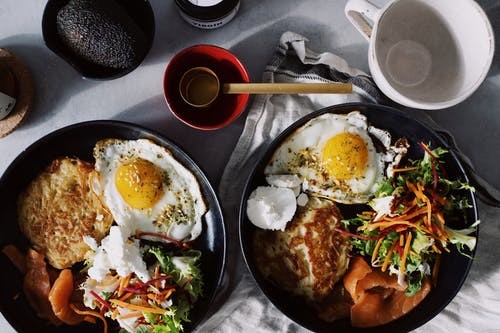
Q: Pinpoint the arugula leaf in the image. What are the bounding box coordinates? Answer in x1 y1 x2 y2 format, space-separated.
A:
374 178 394 197
149 247 204 300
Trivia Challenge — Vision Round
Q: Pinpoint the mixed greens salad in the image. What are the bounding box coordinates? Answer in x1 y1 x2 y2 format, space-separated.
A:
339 143 478 295
83 246 203 333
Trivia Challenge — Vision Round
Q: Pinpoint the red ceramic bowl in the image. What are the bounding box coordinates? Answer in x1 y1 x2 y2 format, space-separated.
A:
163 45 250 130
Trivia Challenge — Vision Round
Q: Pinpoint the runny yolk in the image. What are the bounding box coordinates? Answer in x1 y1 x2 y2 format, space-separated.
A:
321 132 368 180
115 158 164 209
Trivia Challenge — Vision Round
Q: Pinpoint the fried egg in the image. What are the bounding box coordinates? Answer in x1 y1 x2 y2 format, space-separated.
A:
264 111 407 204
93 139 206 242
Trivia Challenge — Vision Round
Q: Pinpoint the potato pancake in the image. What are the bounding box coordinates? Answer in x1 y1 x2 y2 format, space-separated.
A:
18 157 113 269
253 196 351 302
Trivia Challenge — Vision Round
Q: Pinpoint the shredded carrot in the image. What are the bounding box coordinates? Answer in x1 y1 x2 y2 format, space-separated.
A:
118 274 132 297
154 265 160 278
118 311 142 319
431 244 442 254
364 221 426 232
392 166 419 173
435 211 445 227
119 292 133 302
109 299 166 314
384 207 427 222
401 198 418 214
111 308 119 319
399 234 404 247
381 240 398 272
410 250 420 258
163 289 175 300
371 238 384 264
400 232 413 274
69 304 108 333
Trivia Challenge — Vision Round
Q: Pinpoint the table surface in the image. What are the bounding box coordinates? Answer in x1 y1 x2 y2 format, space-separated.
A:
1 0 500 332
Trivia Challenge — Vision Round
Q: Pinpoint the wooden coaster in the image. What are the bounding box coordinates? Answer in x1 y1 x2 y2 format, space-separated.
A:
0 48 34 138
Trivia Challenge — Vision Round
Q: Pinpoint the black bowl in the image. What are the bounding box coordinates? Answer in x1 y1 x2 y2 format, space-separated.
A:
42 0 155 80
240 103 478 333
0 120 226 333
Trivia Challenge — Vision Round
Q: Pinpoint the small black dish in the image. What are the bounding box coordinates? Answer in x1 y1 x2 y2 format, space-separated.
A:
0 120 226 333
42 0 155 80
240 102 478 333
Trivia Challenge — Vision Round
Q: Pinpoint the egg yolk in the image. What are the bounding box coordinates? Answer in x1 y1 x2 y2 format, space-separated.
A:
115 159 164 209
321 132 368 180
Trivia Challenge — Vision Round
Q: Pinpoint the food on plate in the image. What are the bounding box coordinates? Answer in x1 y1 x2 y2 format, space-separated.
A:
4 138 209 333
343 256 431 327
82 246 203 333
23 249 62 325
56 0 148 69
340 143 478 298
18 157 114 269
246 186 297 231
248 111 478 328
49 269 86 325
253 197 350 302
92 138 206 241
264 111 408 204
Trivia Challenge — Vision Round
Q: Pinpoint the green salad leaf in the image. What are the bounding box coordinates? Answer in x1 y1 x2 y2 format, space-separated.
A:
340 143 478 296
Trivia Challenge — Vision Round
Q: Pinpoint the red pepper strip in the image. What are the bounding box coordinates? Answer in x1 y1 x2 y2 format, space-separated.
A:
182 277 193 289
90 290 111 310
418 142 435 158
419 142 439 191
122 287 148 294
136 232 184 247
136 275 173 289
333 227 380 241
431 158 438 191
124 276 176 294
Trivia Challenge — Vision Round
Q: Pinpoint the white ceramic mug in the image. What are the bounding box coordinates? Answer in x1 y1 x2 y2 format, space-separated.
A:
345 0 495 110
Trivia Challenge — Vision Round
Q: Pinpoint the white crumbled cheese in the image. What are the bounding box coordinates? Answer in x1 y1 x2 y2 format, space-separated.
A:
292 186 301 197
265 174 302 188
246 186 296 231
95 214 104 221
369 196 395 221
296 193 309 207
87 226 150 282
302 179 310 191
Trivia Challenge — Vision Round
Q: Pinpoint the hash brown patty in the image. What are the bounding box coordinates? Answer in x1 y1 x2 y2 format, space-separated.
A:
253 196 351 302
18 157 113 269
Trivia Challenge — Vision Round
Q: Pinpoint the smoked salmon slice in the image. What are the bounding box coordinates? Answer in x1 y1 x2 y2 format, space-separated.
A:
48 269 85 325
23 249 61 325
343 256 431 328
343 256 371 302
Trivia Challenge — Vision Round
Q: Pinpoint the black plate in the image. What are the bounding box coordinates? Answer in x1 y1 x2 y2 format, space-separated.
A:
42 0 155 80
0 120 226 333
240 103 478 333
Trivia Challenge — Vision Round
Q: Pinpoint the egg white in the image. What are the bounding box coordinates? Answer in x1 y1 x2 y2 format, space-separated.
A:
93 139 206 242
264 111 401 204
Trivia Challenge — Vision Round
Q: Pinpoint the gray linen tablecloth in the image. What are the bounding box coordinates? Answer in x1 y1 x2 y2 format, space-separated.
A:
199 32 500 332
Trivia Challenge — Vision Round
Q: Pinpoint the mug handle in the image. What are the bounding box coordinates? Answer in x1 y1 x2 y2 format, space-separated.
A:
344 0 381 41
